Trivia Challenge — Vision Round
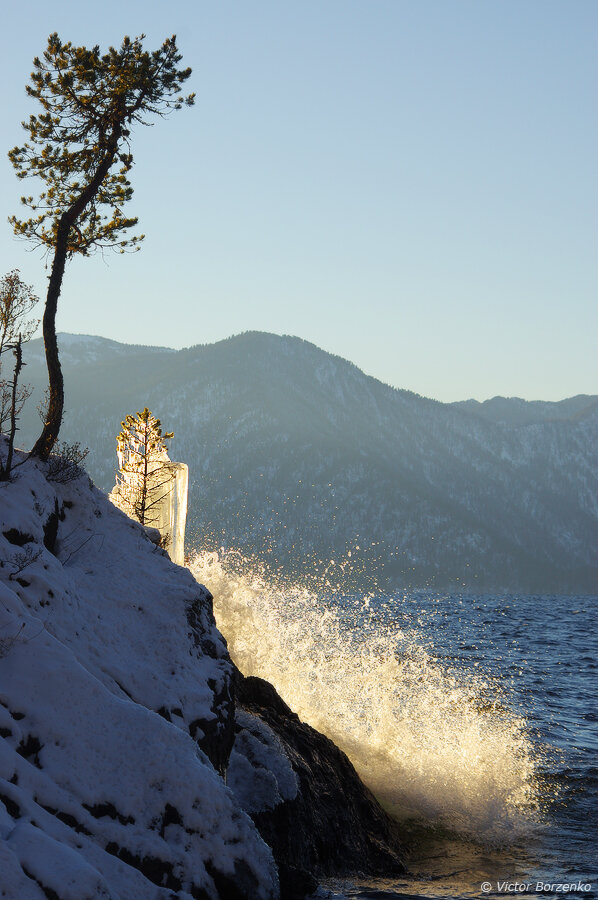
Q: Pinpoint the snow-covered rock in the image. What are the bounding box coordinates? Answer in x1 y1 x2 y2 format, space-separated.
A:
0 444 278 900
228 708 298 816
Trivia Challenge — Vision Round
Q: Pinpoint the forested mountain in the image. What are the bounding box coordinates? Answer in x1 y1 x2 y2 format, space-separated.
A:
18 332 598 593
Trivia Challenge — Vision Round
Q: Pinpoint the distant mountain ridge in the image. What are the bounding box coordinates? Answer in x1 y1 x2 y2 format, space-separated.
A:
24 332 176 365
454 394 598 426
16 331 598 593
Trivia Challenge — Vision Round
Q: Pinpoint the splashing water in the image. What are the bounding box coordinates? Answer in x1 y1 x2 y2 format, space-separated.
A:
189 549 541 844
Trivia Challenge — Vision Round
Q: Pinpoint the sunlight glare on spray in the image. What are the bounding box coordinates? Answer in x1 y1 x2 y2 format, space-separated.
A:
189 549 540 843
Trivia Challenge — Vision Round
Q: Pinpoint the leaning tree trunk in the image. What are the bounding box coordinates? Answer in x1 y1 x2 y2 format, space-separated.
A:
30 136 121 462
29 217 70 461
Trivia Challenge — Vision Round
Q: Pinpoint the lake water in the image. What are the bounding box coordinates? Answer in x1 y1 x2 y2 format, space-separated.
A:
190 552 598 899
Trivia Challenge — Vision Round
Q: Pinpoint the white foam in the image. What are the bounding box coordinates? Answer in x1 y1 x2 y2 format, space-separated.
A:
190 549 542 844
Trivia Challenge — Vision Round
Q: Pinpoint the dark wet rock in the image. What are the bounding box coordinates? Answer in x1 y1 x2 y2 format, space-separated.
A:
83 801 135 825
205 857 264 900
158 802 183 838
156 705 172 722
104 841 183 893
21 867 60 900
278 864 318 900
103 838 260 900
186 589 236 775
38 803 92 836
234 671 406 898
42 499 64 554
16 734 43 768
3 529 35 546
197 674 235 777
0 792 21 819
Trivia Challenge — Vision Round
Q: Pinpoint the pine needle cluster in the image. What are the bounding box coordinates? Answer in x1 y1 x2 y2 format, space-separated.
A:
116 407 175 527
9 33 194 256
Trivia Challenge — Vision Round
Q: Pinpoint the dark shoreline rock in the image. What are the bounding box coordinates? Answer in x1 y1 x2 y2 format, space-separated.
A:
233 670 407 900
186 589 236 775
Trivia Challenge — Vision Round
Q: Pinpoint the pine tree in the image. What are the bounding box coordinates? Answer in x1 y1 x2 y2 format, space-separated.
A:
8 34 194 460
115 408 175 528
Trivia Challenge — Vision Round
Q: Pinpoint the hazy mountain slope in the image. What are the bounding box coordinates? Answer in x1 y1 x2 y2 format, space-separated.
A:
17 332 598 593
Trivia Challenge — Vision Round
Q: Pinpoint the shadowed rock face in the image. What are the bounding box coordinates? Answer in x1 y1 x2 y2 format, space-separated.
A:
185 589 236 775
234 672 407 899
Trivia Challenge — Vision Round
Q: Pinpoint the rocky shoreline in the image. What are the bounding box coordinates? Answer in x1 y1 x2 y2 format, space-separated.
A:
0 445 406 899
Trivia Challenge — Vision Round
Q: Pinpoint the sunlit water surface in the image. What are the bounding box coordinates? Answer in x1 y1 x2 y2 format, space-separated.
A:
189 551 598 899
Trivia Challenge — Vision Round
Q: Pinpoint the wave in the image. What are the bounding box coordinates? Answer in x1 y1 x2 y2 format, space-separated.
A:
189 549 542 844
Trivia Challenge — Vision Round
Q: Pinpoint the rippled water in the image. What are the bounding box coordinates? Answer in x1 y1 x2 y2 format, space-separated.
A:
189 551 598 899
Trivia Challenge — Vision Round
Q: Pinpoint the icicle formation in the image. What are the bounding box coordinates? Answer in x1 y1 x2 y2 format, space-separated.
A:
115 408 175 528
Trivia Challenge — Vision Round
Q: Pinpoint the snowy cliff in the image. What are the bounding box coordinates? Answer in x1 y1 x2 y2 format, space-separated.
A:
0 443 406 899
0 445 278 900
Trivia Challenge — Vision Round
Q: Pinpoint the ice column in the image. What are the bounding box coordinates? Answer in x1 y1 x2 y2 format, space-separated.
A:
168 462 189 565
110 456 189 566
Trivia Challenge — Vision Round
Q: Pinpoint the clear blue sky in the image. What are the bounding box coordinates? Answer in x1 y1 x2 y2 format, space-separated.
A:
1 1 596 402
